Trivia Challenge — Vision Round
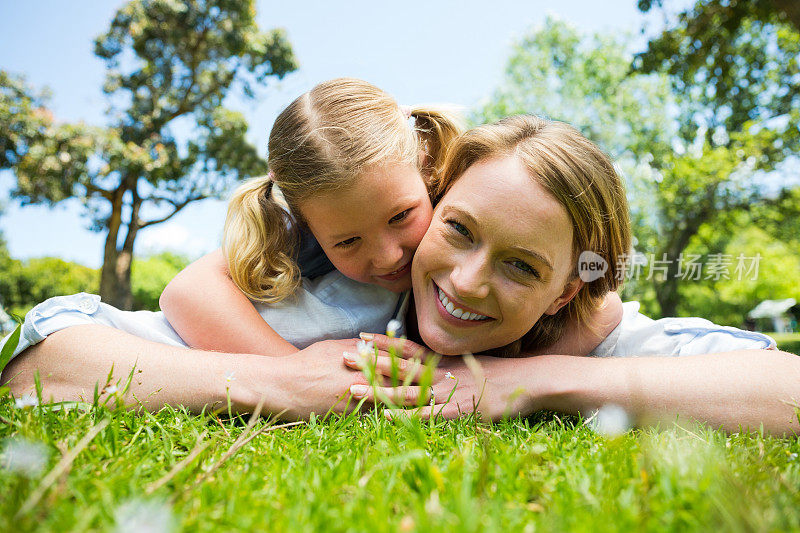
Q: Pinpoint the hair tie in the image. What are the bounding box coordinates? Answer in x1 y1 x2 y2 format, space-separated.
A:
265 171 275 195
399 105 413 119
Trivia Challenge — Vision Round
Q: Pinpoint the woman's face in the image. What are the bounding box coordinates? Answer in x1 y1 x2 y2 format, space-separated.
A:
411 155 582 355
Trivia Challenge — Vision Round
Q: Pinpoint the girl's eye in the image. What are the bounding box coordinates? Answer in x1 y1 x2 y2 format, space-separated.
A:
509 259 539 278
447 220 471 238
389 208 412 223
334 237 360 248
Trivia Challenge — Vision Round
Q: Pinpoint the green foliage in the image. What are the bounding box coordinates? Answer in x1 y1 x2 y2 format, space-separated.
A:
678 224 800 326
131 252 191 311
0 257 98 317
3 0 298 309
1 401 799 530
635 0 800 164
479 16 673 162
0 251 189 315
0 72 52 170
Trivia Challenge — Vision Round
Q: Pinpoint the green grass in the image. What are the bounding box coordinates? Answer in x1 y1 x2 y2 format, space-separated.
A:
2 397 800 532
768 332 800 355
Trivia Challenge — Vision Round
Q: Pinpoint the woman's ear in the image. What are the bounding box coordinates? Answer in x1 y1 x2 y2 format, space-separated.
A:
544 277 584 316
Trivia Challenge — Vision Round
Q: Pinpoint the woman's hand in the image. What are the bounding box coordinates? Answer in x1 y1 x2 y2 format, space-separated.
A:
343 334 544 421
264 338 395 420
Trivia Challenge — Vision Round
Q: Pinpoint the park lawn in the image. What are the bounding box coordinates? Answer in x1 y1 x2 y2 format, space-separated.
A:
2 397 799 532
768 332 800 355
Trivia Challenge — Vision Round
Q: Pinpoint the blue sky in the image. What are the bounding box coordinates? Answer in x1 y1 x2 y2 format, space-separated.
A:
1 0 662 268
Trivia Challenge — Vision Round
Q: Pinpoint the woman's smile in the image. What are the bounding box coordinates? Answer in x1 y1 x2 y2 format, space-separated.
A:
412 155 578 355
432 281 494 325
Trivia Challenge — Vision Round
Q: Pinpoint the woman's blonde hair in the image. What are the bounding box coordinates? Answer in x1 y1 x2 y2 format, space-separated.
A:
430 115 631 357
224 78 463 302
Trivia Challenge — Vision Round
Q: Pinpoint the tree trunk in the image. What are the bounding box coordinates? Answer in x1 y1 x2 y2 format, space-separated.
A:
772 0 800 32
99 184 141 310
99 188 126 308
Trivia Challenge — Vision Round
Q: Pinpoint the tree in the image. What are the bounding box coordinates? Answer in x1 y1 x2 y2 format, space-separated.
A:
636 0 800 161
0 71 53 170
6 0 297 309
632 0 800 316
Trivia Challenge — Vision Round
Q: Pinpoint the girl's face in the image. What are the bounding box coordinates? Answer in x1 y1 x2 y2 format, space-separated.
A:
411 155 583 355
300 161 432 292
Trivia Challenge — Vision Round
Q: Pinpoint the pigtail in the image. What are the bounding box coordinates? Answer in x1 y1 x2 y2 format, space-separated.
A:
222 175 301 303
409 106 465 180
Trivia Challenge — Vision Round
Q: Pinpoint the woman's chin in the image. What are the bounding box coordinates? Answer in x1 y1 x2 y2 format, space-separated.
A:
418 323 480 356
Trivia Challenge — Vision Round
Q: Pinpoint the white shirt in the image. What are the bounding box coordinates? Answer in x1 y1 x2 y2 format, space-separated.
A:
589 302 776 358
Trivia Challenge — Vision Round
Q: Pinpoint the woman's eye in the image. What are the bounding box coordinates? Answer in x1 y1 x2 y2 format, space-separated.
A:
335 237 359 248
389 209 412 224
509 259 539 278
447 220 470 238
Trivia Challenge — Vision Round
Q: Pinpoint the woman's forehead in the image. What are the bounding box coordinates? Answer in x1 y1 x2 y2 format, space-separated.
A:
440 155 574 264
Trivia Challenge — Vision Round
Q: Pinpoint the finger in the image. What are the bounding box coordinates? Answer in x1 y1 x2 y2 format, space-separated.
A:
344 351 428 382
359 333 432 361
349 384 431 406
384 402 465 421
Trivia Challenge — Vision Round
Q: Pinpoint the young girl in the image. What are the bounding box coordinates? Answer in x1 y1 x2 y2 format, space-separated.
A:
157 77 463 356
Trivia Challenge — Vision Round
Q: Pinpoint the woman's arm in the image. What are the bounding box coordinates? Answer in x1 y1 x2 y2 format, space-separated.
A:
1 325 375 419
536 350 800 435
523 292 623 357
160 249 297 356
350 335 800 436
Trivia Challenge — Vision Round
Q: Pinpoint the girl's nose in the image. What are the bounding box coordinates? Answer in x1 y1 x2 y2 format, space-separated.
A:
372 234 405 270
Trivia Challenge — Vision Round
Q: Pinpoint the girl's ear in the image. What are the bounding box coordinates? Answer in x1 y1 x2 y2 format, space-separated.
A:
544 277 584 316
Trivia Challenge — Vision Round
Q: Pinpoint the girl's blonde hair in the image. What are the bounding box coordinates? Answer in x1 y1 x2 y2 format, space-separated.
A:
430 115 631 357
223 78 463 303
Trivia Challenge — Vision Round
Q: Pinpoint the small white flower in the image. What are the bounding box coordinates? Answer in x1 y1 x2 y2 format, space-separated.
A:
224 371 236 383
592 404 632 437
356 340 374 358
1 437 50 477
115 498 175 533
445 372 456 380
104 385 118 394
14 394 38 409
386 319 402 337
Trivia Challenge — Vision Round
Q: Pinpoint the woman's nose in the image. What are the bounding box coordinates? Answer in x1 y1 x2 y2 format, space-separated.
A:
449 256 490 299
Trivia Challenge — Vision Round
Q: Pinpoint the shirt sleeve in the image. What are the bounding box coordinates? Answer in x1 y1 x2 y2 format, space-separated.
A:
590 302 777 358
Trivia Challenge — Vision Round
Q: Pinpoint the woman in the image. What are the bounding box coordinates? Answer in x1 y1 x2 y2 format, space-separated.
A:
345 115 798 434
4 116 798 434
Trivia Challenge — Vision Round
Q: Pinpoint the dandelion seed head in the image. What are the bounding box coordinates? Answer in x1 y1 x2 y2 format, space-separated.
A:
386 319 402 337
356 340 374 358
14 394 38 409
115 498 175 533
1 437 49 477
592 404 631 437
104 385 118 394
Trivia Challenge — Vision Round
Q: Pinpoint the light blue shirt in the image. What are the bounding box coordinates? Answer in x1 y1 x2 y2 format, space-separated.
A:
2 270 408 361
